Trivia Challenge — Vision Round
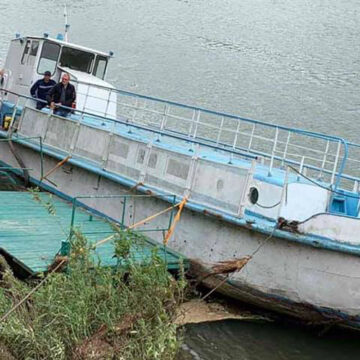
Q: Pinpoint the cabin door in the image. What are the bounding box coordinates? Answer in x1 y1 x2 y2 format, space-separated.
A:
16 39 40 89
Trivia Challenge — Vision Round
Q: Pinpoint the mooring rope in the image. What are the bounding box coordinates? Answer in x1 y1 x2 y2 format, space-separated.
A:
288 165 360 199
200 226 277 300
163 197 188 245
92 199 186 249
41 155 72 181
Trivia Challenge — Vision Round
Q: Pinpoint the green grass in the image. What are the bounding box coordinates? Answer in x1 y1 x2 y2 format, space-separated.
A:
0 229 186 360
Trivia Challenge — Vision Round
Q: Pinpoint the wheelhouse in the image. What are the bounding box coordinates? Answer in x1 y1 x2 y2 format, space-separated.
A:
17 36 110 78
0 35 115 118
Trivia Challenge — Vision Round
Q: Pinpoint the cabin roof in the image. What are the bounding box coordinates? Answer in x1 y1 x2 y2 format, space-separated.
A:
14 35 111 58
60 67 116 88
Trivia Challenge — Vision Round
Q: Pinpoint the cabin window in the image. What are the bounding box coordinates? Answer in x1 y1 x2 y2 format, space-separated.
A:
21 40 31 64
30 41 39 57
37 41 61 75
93 56 107 79
59 47 94 73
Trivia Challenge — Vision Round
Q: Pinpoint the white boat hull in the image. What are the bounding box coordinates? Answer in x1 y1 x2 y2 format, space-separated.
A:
0 139 360 330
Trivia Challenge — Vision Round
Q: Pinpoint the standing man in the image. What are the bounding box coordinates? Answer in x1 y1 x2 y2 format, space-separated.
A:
47 73 76 117
30 71 56 110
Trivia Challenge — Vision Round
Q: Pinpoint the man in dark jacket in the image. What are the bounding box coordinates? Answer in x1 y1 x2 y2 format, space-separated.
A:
47 73 76 117
30 71 56 110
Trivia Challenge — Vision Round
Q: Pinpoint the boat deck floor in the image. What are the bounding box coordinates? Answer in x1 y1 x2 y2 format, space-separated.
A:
0 191 185 276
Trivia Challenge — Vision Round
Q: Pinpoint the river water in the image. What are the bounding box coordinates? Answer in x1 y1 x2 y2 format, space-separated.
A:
1 0 360 358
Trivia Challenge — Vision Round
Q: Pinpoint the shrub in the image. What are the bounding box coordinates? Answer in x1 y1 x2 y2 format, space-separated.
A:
0 229 186 360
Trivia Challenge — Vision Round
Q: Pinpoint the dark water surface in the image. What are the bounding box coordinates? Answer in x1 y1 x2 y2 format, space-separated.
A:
1 1 360 358
177 320 360 360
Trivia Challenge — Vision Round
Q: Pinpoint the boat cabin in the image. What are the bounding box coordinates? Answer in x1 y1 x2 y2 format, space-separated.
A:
0 34 116 118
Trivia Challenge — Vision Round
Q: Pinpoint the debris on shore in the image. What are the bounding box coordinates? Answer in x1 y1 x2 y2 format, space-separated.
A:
175 299 270 326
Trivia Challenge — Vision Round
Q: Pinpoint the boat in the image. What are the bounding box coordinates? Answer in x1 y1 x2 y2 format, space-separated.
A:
1 30 360 330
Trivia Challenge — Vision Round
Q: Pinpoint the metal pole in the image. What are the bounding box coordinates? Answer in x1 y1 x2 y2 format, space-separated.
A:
268 127 279 176
331 140 341 186
121 197 127 229
39 136 44 180
282 132 291 167
64 3 70 42
168 195 176 231
69 197 77 241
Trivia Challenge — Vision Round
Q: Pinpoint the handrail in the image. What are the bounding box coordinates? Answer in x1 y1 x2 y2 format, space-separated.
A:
0 89 258 161
0 87 354 191
69 79 352 190
70 78 350 144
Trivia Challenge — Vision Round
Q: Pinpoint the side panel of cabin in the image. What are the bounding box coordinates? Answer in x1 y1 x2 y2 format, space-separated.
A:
3 38 46 100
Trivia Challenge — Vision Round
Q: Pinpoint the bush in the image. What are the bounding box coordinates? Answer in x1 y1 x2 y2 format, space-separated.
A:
0 229 186 360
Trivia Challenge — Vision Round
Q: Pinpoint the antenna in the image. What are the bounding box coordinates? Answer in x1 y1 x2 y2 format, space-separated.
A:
64 3 70 42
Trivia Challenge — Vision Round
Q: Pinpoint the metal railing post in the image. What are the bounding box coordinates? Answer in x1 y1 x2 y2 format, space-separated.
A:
268 127 279 176
192 110 201 139
168 195 177 230
318 140 330 179
83 83 91 113
184 144 199 198
297 156 305 181
277 166 289 218
187 109 196 137
139 138 154 183
39 136 44 180
232 121 241 149
160 104 168 131
331 140 341 186
69 197 77 241
247 123 256 153
282 132 291 167
216 116 225 146
131 97 139 124
353 180 359 193
104 88 112 118
121 197 127 229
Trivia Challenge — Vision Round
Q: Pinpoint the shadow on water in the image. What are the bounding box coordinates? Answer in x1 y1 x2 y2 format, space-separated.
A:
178 320 360 360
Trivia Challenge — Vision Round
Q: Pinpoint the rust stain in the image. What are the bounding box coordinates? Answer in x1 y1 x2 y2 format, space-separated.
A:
203 209 223 219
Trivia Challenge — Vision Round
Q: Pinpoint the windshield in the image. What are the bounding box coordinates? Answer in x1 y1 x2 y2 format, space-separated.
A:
59 47 94 73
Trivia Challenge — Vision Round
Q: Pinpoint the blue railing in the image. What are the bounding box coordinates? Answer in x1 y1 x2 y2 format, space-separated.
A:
73 81 353 190
1 86 358 192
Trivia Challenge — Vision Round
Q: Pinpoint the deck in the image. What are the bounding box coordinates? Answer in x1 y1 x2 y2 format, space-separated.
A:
0 191 185 276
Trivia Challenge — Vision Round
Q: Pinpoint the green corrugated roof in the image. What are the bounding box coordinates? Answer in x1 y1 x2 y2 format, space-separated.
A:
0 191 185 275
